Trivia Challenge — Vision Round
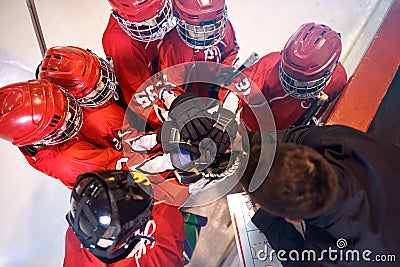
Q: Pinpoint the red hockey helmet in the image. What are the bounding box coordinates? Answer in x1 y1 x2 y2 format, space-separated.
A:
66 170 154 263
173 0 228 49
38 46 117 107
279 22 342 99
0 79 83 146
108 0 175 42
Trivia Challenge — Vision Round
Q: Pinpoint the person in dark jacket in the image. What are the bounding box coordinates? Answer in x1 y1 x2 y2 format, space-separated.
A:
240 125 400 266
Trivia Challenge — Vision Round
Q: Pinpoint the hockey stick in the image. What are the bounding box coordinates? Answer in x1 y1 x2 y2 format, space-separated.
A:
209 52 259 99
294 93 329 126
26 0 47 57
220 52 260 86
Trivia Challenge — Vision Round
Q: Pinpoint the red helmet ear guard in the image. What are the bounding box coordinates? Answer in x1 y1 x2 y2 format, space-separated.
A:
279 22 342 99
39 46 117 107
108 0 175 42
0 79 83 146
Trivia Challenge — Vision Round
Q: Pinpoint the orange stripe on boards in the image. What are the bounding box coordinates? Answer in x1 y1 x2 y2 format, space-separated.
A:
325 0 400 132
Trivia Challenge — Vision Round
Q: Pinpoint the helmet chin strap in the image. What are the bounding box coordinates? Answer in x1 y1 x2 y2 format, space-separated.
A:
98 223 155 264
94 238 141 264
135 234 155 243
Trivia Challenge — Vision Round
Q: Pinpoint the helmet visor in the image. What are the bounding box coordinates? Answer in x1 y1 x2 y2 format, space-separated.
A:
176 10 227 49
35 88 83 145
279 60 333 99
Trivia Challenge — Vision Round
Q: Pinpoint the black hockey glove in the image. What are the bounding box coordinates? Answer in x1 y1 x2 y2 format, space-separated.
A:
157 121 201 159
168 93 214 142
172 143 217 184
216 67 237 86
207 107 238 154
209 67 236 99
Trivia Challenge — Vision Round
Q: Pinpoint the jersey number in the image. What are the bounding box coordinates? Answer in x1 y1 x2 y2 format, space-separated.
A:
234 77 251 97
135 85 158 108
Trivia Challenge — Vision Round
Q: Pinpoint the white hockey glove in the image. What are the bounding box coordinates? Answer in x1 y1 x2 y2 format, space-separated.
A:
207 89 242 154
187 152 241 195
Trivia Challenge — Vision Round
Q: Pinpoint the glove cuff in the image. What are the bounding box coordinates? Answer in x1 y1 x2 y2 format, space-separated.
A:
158 121 181 153
169 92 198 111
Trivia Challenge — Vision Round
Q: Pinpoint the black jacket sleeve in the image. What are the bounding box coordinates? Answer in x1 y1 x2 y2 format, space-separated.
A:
252 209 306 267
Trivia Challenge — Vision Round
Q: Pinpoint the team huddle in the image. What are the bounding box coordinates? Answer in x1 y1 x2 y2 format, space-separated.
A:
4 0 399 267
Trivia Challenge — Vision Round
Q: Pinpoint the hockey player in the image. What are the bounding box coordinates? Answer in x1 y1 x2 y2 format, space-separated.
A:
157 0 239 97
0 45 171 188
37 46 125 150
102 0 176 109
64 170 185 266
223 22 347 130
0 79 207 266
127 0 241 148
0 78 193 208
0 79 130 188
125 0 242 149
0 78 189 192
36 46 183 187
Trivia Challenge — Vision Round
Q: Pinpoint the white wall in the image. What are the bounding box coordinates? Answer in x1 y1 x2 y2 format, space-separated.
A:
0 0 390 266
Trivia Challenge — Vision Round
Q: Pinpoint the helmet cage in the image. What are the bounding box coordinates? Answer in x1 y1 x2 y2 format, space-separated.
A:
278 60 335 99
78 52 118 107
175 8 228 49
66 171 153 263
34 88 83 146
112 0 175 42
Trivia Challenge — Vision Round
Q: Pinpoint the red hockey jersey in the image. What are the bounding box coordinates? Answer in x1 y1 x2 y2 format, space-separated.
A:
102 15 162 108
20 133 125 188
80 102 125 150
63 202 185 267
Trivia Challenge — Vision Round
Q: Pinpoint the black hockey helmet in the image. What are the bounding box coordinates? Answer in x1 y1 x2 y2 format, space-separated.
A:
66 170 154 263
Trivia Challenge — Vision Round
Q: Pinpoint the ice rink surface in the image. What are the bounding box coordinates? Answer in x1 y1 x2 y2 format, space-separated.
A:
0 0 394 266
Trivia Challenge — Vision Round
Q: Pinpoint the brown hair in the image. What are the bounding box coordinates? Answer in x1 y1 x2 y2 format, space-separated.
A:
241 142 338 219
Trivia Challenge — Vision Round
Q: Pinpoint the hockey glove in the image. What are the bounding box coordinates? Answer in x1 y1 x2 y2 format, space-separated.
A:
209 67 236 99
174 151 238 187
157 121 202 161
208 108 238 154
187 152 242 195
168 93 214 142
206 90 241 154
